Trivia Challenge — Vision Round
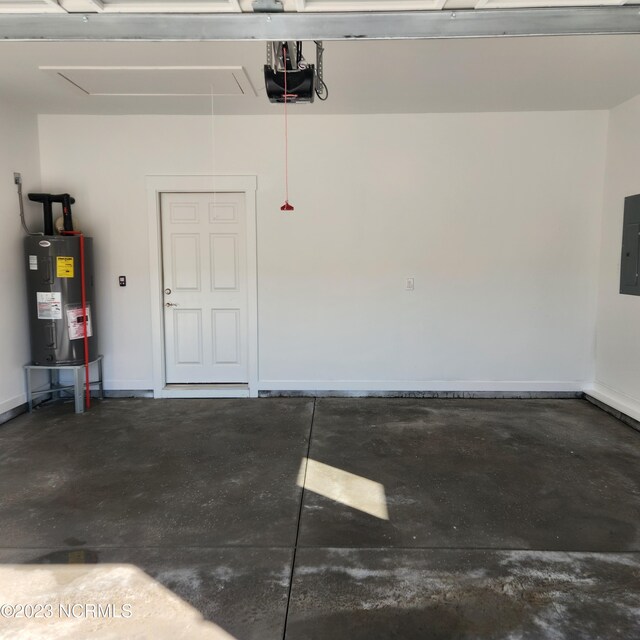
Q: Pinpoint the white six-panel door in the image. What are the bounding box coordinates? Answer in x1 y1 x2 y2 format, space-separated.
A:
161 192 248 384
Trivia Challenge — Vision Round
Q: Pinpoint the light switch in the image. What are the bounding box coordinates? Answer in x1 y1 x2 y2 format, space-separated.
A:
405 278 415 291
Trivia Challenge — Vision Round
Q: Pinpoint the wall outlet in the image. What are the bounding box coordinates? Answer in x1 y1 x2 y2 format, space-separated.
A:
13 172 21 185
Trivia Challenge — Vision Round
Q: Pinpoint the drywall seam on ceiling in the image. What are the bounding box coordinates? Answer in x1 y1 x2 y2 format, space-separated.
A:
40 65 256 96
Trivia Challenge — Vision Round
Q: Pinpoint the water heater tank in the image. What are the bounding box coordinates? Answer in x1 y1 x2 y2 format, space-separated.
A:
24 235 98 365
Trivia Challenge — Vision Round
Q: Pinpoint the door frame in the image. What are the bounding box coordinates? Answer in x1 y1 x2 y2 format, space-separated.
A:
146 175 258 398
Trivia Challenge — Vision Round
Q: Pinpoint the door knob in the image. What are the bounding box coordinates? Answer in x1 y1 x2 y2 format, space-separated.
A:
165 302 178 307
164 288 172 295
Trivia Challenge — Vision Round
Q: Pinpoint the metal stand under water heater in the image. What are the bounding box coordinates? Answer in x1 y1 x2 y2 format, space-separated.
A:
24 192 98 365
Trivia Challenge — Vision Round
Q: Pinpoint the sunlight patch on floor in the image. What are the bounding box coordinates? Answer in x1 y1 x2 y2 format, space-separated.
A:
0 564 237 640
298 458 389 521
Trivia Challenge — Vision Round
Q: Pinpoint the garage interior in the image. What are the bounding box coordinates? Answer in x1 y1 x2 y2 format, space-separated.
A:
0 1 640 638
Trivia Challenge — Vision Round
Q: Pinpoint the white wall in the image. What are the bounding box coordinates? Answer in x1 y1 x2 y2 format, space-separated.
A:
590 96 640 421
38 112 607 393
0 101 41 415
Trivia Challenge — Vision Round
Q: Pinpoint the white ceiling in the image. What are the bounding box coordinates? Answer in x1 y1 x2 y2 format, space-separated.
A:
41 65 256 96
1 35 640 115
1 0 640 114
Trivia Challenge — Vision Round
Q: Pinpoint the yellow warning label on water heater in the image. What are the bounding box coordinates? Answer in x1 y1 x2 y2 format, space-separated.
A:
56 256 74 278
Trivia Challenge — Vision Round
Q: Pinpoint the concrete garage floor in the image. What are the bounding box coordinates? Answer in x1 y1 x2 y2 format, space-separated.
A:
0 398 638 639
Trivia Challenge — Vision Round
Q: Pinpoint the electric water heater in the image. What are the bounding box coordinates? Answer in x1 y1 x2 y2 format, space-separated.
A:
24 234 98 366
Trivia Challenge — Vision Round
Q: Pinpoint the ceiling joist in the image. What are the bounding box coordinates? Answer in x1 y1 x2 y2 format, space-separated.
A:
0 7 640 41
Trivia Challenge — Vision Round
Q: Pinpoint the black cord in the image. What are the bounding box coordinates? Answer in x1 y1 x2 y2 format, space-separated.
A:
316 80 329 101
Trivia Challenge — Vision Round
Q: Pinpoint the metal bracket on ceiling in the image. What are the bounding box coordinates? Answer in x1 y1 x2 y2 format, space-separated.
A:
252 0 284 12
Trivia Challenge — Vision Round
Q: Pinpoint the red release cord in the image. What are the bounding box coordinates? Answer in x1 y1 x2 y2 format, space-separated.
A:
63 230 90 410
281 45 294 212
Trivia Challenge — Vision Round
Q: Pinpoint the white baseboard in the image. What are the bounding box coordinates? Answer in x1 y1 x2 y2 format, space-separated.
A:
257 380 586 392
0 393 26 416
105 380 154 391
584 382 640 423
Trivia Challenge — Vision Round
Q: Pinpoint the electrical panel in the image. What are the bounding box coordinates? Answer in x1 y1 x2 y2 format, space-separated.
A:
620 194 640 296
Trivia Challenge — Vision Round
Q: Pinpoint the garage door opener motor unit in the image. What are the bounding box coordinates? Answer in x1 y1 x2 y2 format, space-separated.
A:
264 40 328 103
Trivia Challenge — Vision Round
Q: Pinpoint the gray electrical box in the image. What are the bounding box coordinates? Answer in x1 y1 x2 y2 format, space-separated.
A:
620 194 640 296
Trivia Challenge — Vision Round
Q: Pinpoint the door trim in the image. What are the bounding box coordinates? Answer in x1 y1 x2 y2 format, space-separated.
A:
146 175 258 399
